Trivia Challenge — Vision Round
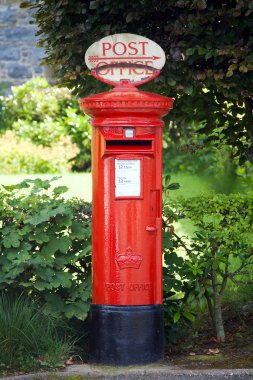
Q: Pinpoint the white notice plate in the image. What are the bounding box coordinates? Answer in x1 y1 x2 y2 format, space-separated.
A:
115 159 141 197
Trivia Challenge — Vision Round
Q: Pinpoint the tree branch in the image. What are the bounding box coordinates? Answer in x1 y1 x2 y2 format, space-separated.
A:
172 231 192 255
205 292 215 328
219 261 229 296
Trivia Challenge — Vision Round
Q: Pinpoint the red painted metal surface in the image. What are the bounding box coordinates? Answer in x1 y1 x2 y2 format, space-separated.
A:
79 82 173 306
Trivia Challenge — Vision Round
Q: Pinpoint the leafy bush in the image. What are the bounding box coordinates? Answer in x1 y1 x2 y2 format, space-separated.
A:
13 117 65 148
166 193 253 342
64 108 91 172
0 131 78 174
0 77 91 171
0 292 74 372
163 129 240 192
1 77 72 134
162 176 196 343
0 178 92 320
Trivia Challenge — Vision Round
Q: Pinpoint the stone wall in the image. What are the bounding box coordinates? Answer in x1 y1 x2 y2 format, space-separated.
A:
0 0 47 90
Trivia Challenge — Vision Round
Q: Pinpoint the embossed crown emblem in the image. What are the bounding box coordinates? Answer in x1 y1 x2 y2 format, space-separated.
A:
116 246 143 270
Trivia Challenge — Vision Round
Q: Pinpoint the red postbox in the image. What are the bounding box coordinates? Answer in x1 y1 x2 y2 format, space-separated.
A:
80 34 173 365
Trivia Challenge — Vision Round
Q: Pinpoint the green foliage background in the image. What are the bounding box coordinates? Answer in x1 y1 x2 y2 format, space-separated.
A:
0 78 92 171
21 0 253 165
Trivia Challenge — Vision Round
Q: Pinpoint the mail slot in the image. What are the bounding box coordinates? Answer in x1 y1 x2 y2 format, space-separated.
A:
106 139 152 147
104 139 154 154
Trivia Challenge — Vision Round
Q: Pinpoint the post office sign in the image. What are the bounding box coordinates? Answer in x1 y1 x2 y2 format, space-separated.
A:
85 33 166 84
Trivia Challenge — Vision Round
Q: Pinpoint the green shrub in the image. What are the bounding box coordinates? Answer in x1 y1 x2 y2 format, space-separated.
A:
13 117 65 148
0 292 74 372
1 77 91 171
0 178 92 320
1 77 72 133
64 107 91 172
166 193 253 342
0 131 78 174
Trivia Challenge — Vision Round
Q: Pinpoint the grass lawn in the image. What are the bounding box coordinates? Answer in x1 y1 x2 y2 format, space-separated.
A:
0 171 214 242
0 172 215 202
0 170 243 239
0 173 92 201
170 173 214 198
0 171 214 240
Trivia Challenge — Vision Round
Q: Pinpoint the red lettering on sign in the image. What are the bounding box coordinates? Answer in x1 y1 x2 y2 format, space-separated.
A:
133 61 144 75
101 41 150 57
105 283 125 291
96 59 155 76
102 42 112 56
113 42 127 55
128 41 138 55
96 61 109 75
129 283 152 291
139 41 148 55
145 60 154 75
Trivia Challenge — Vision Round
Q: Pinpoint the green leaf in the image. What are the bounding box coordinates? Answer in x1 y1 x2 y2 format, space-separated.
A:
167 183 180 190
24 210 50 225
71 221 85 238
205 51 213 60
126 13 134 23
5 266 24 279
34 281 51 291
199 296 207 312
18 225 32 236
89 0 99 9
2 181 30 192
51 272 72 288
197 46 206 55
184 86 193 95
65 301 90 319
173 312 181 323
182 311 195 322
20 1 30 8
195 232 206 240
6 248 19 260
32 232 50 243
53 186 69 195
45 293 65 314
2 184 18 192
167 78 176 86
79 244 92 257
44 236 71 254
13 250 30 265
33 178 51 190
3 231 20 248
186 48 194 56
55 213 72 226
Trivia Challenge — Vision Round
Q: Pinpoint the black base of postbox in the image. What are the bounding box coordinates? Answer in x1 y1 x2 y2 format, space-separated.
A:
89 304 164 366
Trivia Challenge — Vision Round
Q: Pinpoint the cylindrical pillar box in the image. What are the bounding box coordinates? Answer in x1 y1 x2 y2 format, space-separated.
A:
79 83 173 365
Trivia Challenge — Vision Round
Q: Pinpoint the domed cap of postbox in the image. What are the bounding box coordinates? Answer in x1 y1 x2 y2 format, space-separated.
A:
79 81 173 127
